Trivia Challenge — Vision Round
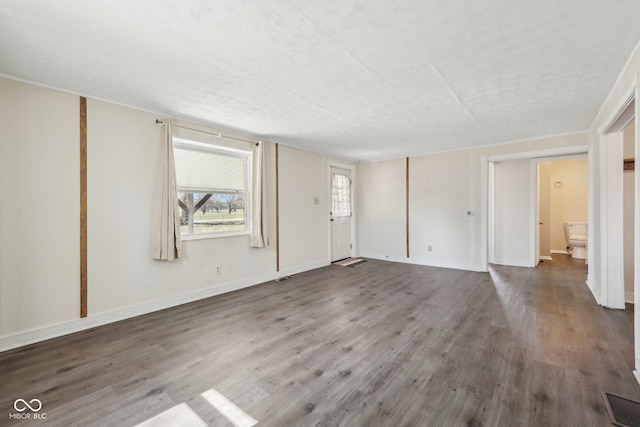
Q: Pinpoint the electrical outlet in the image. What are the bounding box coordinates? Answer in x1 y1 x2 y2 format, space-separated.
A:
428 245 432 252
216 265 222 274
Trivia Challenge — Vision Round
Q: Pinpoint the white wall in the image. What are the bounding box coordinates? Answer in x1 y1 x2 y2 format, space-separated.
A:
0 79 80 336
278 145 332 272
0 77 354 349
358 159 406 260
493 159 532 267
549 158 589 252
587 40 639 368
359 132 588 271
409 150 482 270
87 99 278 315
588 44 640 308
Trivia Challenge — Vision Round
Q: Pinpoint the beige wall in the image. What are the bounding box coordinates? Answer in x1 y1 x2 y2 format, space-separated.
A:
359 132 589 271
549 158 589 252
0 79 80 336
0 76 355 345
358 158 406 260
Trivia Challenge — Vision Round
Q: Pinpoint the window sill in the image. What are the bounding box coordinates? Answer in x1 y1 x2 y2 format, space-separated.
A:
181 230 249 241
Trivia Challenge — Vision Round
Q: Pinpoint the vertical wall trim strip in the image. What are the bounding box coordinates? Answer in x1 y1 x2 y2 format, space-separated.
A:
406 157 410 258
80 97 88 318
275 143 280 272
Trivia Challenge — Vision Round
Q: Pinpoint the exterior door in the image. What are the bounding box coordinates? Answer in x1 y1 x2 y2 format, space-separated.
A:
331 168 352 261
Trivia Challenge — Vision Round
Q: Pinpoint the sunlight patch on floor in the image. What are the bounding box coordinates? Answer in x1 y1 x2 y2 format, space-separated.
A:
134 388 258 427
135 403 207 427
201 388 258 427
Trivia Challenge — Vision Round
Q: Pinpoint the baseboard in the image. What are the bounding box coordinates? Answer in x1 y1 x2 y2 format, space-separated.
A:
550 249 569 255
491 259 533 268
540 256 553 261
0 260 330 353
634 370 640 386
277 260 330 278
586 277 602 306
360 253 483 272
626 292 635 304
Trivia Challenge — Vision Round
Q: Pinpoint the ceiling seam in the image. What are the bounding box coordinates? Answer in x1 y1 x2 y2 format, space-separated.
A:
170 38 372 132
288 3 427 128
422 59 495 145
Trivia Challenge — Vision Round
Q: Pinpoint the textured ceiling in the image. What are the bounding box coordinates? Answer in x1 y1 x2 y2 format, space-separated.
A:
1 1 639 161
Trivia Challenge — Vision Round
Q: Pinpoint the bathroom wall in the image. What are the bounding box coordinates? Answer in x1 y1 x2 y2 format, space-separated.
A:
623 119 635 302
549 158 588 253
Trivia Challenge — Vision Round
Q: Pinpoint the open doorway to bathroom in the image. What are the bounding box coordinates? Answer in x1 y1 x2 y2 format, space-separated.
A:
537 156 589 265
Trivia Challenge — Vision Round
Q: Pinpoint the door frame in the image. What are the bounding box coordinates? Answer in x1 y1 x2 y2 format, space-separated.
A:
327 161 356 262
595 76 640 381
529 153 588 267
481 145 589 271
598 82 636 311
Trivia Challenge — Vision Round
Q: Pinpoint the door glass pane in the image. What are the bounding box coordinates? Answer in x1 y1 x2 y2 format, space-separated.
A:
332 173 351 217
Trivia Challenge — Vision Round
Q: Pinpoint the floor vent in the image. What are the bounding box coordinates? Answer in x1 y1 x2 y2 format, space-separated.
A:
603 392 640 427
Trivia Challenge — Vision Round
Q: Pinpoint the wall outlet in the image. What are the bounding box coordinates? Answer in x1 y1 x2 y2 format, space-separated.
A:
428 245 432 252
215 265 222 274
313 196 319 205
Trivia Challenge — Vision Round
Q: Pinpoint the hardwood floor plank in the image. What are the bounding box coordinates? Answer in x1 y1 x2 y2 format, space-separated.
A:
1 255 638 426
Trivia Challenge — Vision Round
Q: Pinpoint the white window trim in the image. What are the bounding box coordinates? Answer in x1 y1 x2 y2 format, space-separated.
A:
174 138 252 240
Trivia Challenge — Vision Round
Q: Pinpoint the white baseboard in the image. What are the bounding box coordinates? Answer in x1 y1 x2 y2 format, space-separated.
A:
540 256 553 261
360 253 483 272
550 249 569 255
634 370 640 386
491 259 533 268
586 277 602 306
277 260 330 278
0 259 331 353
626 292 635 304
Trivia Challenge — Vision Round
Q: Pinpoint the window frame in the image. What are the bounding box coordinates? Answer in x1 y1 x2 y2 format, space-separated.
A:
173 138 252 240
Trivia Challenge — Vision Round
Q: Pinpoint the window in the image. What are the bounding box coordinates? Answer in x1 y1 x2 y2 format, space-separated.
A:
173 137 251 238
331 172 351 217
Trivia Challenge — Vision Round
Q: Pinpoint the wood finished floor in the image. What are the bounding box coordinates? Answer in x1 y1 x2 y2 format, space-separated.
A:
1 255 638 426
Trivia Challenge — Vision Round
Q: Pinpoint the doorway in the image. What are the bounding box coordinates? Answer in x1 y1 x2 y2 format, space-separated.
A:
330 165 354 262
483 145 589 270
536 156 589 265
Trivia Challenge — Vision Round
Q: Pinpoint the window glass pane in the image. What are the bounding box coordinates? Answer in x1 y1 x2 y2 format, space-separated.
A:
173 146 245 191
332 173 351 217
178 192 246 235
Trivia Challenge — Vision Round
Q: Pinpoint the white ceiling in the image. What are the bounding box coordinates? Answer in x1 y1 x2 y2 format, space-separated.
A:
1 1 639 161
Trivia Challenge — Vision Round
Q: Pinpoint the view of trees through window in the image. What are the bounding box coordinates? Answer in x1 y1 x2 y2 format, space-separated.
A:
178 192 246 235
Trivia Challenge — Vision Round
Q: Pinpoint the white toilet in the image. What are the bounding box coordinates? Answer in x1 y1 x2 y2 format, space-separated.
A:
564 221 587 259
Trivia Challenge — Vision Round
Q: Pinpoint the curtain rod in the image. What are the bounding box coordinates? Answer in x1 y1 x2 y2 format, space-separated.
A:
155 119 259 145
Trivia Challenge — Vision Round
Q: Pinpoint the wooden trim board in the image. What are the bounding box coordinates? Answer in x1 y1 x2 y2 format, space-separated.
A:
275 143 280 272
80 97 87 318
406 157 410 258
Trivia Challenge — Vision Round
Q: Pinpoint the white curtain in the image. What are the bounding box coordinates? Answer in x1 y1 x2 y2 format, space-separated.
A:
250 141 266 247
151 120 182 260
